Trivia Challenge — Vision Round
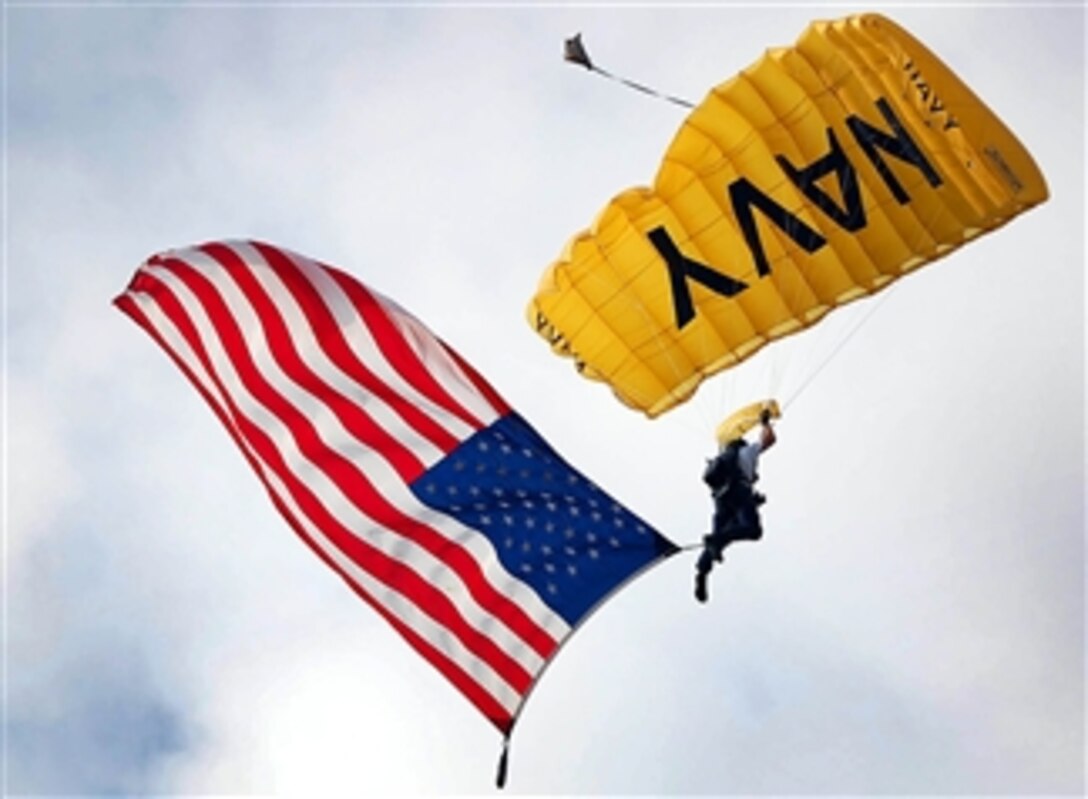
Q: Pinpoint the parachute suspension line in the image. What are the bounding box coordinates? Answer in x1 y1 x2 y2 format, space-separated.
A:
564 34 695 110
782 284 899 412
766 332 792 403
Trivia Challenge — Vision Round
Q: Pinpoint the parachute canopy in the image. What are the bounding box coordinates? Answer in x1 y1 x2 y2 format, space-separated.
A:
528 13 1048 418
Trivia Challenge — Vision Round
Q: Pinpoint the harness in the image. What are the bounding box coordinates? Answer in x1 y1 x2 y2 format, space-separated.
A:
703 440 751 501
704 439 765 516
703 439 767 546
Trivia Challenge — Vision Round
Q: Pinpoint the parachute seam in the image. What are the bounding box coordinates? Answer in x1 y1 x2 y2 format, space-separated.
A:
669 95 768 369
654 105 747 402
564 221 676 411
834 17 978 250
820 21 950 274
789 38 888 293
847 18 997 222
734 67 838 330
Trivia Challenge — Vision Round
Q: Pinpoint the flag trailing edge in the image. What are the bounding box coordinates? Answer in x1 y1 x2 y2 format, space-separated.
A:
115 239 678 740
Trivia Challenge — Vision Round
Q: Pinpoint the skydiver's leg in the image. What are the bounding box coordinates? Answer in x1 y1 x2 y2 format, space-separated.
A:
706 509 734 560
729 505 763 542
694 557 710 603
696 545 718 576
695 516 730 603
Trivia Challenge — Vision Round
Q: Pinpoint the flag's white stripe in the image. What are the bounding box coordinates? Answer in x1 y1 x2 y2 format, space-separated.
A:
124 295 245 461
169 247 571 644
377 291 507 424
140 264 550 677
183 245 447 467
126 288 524 716
270 245 486 441
229 241 476 460
409 503 571 644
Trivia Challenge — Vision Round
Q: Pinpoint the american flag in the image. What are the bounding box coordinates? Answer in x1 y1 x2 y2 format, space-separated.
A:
115 240 678 736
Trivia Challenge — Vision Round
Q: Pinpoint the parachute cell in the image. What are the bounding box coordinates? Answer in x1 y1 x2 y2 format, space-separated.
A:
528 13 1048 418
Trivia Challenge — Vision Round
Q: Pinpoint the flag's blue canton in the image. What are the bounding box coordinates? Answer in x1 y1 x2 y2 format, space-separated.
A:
410 413 677 625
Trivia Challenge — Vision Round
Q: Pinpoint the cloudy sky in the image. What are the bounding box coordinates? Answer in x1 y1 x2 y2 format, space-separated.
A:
4 2 1084 795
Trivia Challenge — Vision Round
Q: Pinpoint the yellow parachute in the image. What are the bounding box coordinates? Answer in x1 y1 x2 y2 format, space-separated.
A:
528 13 1048 419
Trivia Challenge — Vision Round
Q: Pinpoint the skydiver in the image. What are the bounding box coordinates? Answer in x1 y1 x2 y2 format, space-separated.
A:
694 409 776 603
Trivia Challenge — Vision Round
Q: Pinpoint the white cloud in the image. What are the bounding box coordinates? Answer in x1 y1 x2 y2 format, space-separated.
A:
6 376 81 565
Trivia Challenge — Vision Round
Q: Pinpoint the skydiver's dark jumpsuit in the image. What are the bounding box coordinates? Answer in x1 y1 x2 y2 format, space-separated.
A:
696 439 765 578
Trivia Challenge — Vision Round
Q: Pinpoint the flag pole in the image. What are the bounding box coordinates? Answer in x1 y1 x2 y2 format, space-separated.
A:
495 732 511 788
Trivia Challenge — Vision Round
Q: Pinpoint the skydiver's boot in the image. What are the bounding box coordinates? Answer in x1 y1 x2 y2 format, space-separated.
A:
694 570 708 603
694 549 713 603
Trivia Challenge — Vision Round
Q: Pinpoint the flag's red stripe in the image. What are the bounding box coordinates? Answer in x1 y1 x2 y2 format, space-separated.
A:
197 243 427 483
327 265 492 430
143 265 540 692
269 497 518 734
439 340 512 416
114 291 517 733
116 292 236 446
250 242 464 453
165 254 558 661
242 420 536 698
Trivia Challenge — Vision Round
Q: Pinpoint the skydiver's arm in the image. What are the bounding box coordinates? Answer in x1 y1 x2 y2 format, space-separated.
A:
759 416 776 452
